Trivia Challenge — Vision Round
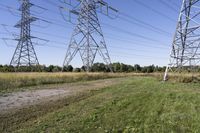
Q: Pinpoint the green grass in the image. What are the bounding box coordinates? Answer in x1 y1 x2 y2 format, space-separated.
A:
1 77 200 132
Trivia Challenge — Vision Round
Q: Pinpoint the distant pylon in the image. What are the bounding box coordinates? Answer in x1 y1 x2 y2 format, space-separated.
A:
164 0 200 80
63 0 116 72
10 0 39 67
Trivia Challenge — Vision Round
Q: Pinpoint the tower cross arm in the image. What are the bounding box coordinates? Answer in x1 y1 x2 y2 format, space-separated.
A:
15 16 38 28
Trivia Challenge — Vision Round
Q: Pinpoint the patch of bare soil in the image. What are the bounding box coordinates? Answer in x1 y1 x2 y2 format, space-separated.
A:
0 78 125 113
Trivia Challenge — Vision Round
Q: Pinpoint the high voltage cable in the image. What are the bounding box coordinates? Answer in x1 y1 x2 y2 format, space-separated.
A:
132 0 176 22
118 16 171 37
35 1 172 38
3 39 167 59
110 46 167 53
119 12 172 36
41 1 174 44
2 23 169 50
0 4 73 29
111 52 168 60
1 30 169 59
32 44 168 60
33 42 168 58
0 4 170 49
169 0 181 8
0 0 174 66
1 27 168 54
43 0 172 37
102 22 169 46
1 37 168 60
110 54 167 61
158 0 179 13
0 0 172 60
42 0 173 37
0 2 172 46
23 41 168 60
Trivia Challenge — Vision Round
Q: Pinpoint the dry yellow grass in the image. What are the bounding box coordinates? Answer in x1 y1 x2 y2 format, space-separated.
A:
0 72 136 94
0 72 199 94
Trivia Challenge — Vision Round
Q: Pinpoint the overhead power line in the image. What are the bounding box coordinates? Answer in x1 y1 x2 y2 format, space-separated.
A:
119 12 172 36
0 0 174 66
0 3 171 48
132 0 176 22
158 0 179 13
2 23 169 51
0 1 173 45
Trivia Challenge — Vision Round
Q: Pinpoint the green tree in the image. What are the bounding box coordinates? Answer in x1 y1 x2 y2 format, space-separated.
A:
91 63 106 72
46 65 55 72
120 63 128 72
134 64 141 72
127 65 134 72
74 68 81 72
63 65 73 72
112 62 121 72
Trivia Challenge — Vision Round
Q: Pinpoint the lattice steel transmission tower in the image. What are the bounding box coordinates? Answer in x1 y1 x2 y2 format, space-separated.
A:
61 0 118 72
164 0 200 80
10 0 39 67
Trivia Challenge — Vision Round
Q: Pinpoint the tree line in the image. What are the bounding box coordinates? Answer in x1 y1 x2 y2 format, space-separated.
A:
0 63 166 73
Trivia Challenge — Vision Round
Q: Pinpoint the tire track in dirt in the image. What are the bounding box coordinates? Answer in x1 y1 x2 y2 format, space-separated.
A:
0 78 127 113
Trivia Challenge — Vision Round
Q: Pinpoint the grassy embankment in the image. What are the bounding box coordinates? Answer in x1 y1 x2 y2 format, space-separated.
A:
1 76 200 132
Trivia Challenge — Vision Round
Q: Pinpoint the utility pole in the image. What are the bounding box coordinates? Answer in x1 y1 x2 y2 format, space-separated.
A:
10 0 39 67
164 0 200 80
61 0 118 72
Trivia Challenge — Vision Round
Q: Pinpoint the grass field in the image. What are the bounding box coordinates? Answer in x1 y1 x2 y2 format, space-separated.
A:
0 72 200 94
1 76 200 132
0 72 135 94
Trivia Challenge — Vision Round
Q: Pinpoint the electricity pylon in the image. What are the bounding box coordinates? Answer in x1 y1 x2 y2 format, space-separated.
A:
62 0 118 72
164 0 200 80
10 0 39 67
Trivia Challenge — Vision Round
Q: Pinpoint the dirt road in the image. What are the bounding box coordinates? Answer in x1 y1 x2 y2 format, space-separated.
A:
0 78 126 113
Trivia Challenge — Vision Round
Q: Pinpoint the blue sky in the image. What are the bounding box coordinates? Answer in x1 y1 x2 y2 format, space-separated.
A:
0 0 182 67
